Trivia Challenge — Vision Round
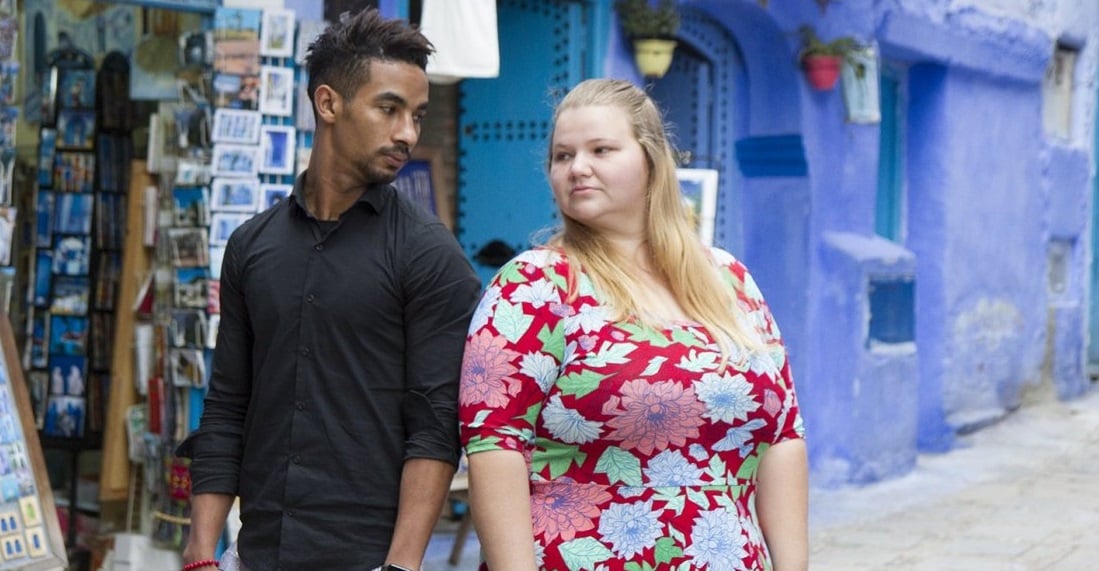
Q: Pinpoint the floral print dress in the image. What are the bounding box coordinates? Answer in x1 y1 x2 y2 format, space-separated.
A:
459 247 804 571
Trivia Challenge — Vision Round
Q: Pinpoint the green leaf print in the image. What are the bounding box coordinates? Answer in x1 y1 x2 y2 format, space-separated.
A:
522 402 543 427
670 327 707 348
625 563 643 571
537 322 565 360
669 526 686 546
557 369 608 398
586 342 637 367
532 441 587 479
705 455 727 485
466 409 492 429
619 322 673 347
594 447 643 486
640 356 668 377
736 447 764 480
497 262 531 285
544 266 568 292
494 299 534 344
464 434 501 452
654 537 683 565
686 487 711 510
559 537 613 571
654 488 686 515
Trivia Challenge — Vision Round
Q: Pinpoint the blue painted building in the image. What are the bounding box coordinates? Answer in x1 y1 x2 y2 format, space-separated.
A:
430 0 1099 486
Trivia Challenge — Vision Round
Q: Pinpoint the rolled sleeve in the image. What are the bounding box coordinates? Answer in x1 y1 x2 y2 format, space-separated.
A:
400 222 481 465
185 235 254 494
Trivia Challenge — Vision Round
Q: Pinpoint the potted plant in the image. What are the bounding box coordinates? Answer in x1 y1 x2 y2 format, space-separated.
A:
797 25 858 91
615 0 681 79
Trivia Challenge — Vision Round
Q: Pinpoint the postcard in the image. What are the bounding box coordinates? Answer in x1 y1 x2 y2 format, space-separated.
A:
48 315 87 357
43 395 86 439
295 20 327 65
53 152 96 193
47 354 86 397
57 69 96 109
211 177 260 212
36 129 56 186
57 110 96 150
259 125 296 175
172 186 210 227
53 192 94 234
258 65 294 116
170 348 206 388
260 9 295 58
260 183 292 211
212 108 262 144
51 275 90 316
212 73 259 110
212 143 260 178
168 227 210 268
210 212 253 246
174 267 209 309
169 309 207 349
52 235 91 276
27 312 48 369
32 251 52 308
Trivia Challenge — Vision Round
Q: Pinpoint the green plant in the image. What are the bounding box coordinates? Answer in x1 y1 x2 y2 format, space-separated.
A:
797 25 858 60
615 0 681 40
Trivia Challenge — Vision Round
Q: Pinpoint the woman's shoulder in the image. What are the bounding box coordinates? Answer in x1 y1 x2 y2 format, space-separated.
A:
705 245 765 301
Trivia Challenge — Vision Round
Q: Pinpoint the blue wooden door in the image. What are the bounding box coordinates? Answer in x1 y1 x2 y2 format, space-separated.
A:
457 0 593 283
647 7 742 253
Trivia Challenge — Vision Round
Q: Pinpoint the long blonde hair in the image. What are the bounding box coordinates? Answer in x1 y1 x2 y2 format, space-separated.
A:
545 78 760 362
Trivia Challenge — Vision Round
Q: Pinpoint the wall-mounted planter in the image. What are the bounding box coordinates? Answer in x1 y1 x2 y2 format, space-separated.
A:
802 54 842 90
632 38 677 78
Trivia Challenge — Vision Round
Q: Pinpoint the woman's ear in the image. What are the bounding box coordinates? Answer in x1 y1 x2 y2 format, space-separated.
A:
313 84 339 124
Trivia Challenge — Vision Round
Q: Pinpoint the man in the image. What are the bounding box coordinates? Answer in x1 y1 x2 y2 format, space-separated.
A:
179 9 481 571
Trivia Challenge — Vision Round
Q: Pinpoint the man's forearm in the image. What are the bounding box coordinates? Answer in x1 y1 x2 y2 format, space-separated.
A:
385 458 456 570
183 493 235 565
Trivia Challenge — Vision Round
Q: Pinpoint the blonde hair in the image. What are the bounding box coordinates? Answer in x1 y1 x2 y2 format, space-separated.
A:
545 78 760 362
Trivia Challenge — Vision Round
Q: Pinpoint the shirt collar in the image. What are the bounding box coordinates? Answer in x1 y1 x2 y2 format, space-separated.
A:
290 170 393 217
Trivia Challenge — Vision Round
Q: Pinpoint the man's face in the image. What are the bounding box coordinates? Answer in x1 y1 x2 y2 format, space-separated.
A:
334 60 429 184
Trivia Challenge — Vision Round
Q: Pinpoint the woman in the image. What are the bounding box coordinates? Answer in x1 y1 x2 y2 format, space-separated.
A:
459 78 808 571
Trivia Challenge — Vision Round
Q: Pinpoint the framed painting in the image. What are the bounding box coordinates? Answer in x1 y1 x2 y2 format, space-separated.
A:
676 168 718 246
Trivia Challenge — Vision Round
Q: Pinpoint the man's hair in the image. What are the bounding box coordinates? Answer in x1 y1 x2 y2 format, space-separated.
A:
304 8 434 107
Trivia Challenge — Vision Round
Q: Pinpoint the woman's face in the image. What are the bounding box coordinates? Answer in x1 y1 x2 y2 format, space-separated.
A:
549 105 650 238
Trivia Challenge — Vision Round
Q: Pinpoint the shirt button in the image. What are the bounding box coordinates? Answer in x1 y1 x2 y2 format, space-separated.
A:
296 401 304 411
314 244 324 251
301 347 310 357
306 293 315 303
292 455 301 464
287 511 294 518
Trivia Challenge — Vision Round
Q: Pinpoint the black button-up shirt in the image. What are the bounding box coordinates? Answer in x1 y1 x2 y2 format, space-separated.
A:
183 173 481 570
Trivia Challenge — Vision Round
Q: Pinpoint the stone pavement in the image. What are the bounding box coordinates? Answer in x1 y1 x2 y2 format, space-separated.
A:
424 383 1099 570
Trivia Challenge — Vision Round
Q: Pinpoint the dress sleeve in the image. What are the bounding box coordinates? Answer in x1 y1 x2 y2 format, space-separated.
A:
459 249 568 456
726 254 806 444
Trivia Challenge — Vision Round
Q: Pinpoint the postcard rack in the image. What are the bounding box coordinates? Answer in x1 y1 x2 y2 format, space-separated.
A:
25 45 133 549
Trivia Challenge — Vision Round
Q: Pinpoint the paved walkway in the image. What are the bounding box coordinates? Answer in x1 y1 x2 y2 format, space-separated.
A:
425 384 1099 570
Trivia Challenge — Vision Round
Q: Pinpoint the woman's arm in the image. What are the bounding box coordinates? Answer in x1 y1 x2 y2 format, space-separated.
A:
755 438 809 571
468 450 538 571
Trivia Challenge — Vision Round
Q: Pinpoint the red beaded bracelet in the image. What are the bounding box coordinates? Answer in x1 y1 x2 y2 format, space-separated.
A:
182 560 219 571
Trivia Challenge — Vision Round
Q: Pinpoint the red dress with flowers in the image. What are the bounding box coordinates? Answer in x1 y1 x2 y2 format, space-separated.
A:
459 247 804 571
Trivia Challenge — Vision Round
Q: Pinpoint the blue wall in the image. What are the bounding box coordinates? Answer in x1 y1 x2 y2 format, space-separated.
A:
594 0 1097 485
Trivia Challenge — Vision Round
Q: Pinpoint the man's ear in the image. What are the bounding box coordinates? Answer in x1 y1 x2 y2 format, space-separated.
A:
313 84 339 124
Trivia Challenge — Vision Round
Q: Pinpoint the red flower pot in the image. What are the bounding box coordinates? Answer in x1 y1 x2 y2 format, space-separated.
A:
802 54 842 91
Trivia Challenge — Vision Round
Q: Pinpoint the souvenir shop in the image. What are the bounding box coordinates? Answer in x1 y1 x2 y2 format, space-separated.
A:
0 0 496 569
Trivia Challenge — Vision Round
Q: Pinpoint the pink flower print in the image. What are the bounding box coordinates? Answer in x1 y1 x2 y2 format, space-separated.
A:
578 334 598 352
606 380 706 455
531 482 612 542
460 331 520 407
550 302 576 318
610 330 626 341
763 389 781 417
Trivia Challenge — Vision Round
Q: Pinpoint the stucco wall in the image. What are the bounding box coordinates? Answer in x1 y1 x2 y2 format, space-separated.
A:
600 0 1097 484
